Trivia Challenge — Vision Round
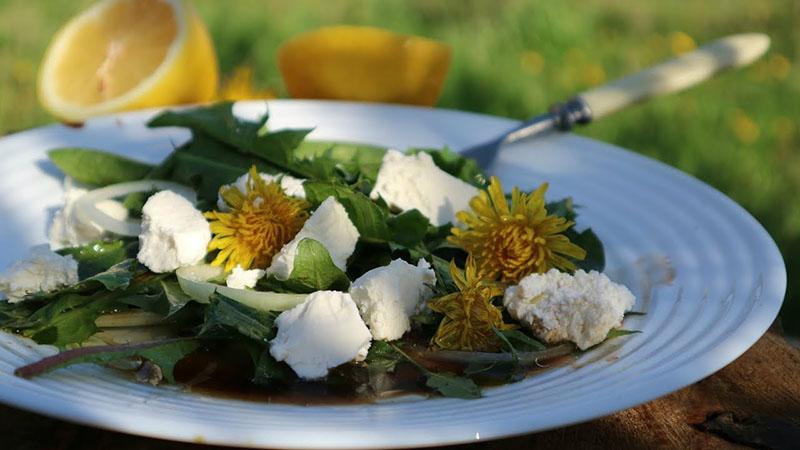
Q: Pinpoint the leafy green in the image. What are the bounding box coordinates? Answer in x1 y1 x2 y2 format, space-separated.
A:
252 349 294 386
160 280 195 317
148 102 322 180
150 134 276 203
546 197 605 272
148 101 267 149
58 240 132 279
566 227 605 272
497 328 546 352
294 141 387 181
424 371 482 399
387 209 431 248
282 238 350 293
78 259 138 291
19 293 118 346
48 148 154 187
409 147 487 187
546 198 577 222
200 293 277 343
365 340 403 372
388 343 482 399
14 338 200 383
303 181 391 242
606 329 641 339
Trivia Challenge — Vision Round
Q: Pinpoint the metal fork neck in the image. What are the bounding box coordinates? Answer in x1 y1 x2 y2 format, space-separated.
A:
501 97 593 146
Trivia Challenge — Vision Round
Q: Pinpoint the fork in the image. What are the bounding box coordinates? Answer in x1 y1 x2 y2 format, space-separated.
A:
460 33 770 168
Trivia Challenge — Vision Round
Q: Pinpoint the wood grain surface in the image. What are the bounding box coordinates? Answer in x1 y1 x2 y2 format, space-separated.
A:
2 325 798 450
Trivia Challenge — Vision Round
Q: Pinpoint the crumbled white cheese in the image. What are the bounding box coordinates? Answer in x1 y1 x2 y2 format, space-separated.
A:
270 290 372 379
503 269 636 350
225 265 265 289
267 197 359 279
350 258 436 340
0 245 79 303
137 190 211 273
370 149 478 226
216 171 306 210
49 177 129 249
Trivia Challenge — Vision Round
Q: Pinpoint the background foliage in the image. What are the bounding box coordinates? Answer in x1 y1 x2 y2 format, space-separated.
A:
0 0 797 333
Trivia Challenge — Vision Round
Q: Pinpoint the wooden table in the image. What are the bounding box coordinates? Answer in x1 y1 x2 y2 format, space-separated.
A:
3 325 798 450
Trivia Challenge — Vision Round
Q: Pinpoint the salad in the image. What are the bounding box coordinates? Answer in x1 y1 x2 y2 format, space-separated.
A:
0 102 637 400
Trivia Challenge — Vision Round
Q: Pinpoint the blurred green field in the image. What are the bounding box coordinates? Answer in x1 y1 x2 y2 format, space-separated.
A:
0 0 798 333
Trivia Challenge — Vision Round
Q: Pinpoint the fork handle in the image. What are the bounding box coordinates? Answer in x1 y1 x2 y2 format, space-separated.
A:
578 33 770 120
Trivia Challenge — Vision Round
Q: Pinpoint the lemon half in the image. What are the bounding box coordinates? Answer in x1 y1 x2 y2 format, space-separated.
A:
38 0 218 123
278 26 452 106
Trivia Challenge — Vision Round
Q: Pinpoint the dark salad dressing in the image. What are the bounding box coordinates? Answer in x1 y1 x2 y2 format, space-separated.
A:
172 341 571 405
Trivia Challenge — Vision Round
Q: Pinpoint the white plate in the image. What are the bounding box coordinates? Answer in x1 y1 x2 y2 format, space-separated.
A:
0 100 786 448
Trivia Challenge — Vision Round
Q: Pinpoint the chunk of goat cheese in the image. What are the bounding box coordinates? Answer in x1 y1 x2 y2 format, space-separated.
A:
350 258 436 340
370 150 478 226
137 190 211 273
270 291 372 379
0 245 79 303
503 269 636 350
267 197 359 280
225 265 265 289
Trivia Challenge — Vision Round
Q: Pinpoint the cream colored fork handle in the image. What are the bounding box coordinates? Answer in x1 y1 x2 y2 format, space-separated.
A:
580 33 770 119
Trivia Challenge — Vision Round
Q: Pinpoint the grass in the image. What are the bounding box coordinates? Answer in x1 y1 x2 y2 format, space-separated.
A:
0 0 798 333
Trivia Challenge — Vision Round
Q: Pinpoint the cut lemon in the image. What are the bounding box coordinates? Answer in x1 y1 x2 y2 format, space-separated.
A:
38 0 218 123
278 26 452 106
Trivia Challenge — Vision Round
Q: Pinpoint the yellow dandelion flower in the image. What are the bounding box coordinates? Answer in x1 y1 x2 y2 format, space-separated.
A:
520 50 545 75
217 65 276 101
767 54 791 81
730 109 760 145
204 166 309 271
449 176 586 283
669 31 696 55
428 257 513 352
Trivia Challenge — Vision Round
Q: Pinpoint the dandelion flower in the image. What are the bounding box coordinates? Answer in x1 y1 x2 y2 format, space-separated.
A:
428 257 513 352
217 65 276 101
205 166 309 271
449 176 586 283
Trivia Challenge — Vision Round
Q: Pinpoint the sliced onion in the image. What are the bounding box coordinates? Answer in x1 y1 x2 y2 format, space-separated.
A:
73 180 197 236
176 264 307 312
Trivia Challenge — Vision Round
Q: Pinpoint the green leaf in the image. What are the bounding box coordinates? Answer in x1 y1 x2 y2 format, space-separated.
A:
408 147 487 187
200 293 277 343
364 340 403 373
147 101 267 149
249 128 315 171
14 338 200 383
152 135 277 203
48 148 154 187
22 293 118 346
303 181 391 242
252 349 294 386
293 141 387 182
606 329 641 339
57 240 132 279
425 372 482 399
546 198 577 222
282 238 350 293
497 329 546 352
78 259 138 291
566 227 605 272
388 342 482 399
387 209 431 247
148 102 320 180
160 280 194 316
